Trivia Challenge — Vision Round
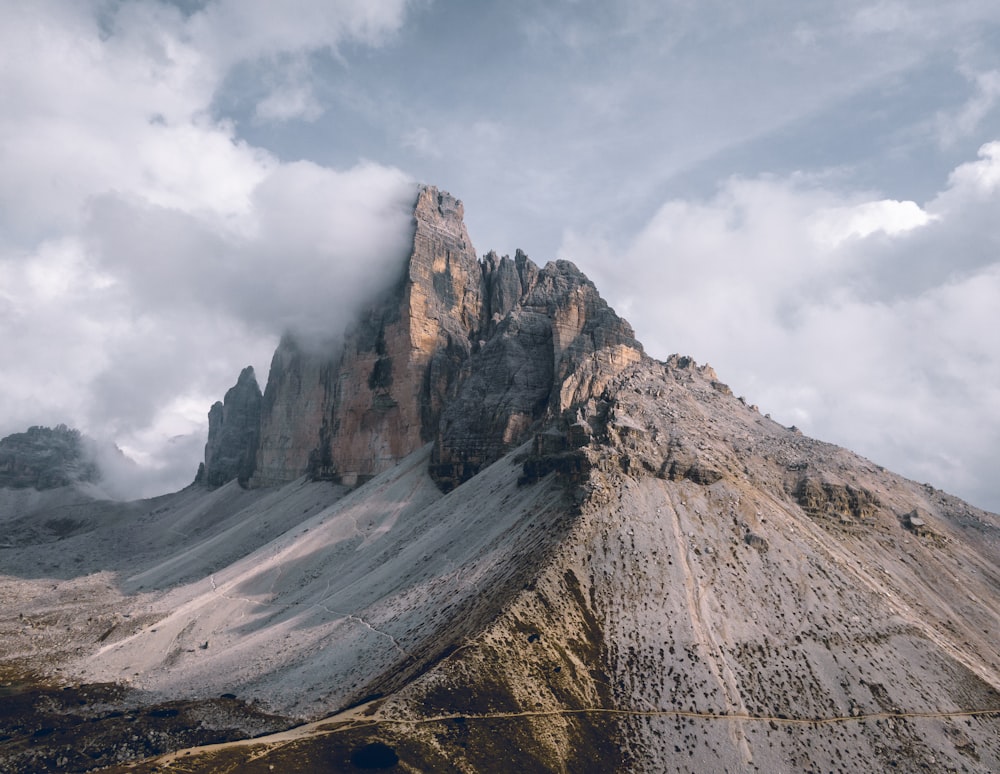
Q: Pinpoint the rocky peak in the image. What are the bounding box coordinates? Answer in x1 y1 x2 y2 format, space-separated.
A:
248 185 484 487
199 366 262 488
480 248 539 330
204 186 643 491
409 186 483 335
0 424 101 490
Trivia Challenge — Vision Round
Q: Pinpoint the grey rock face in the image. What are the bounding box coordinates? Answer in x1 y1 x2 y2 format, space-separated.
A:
201 366 262 487
430 255 643 490
250 336 333 487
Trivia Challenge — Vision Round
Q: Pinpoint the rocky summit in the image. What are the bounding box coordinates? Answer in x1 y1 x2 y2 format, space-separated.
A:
0 186 998 773
233 186 641 493
249 186 485 488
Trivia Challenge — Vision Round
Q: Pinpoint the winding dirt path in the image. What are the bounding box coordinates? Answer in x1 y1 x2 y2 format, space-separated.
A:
139 699 1000 772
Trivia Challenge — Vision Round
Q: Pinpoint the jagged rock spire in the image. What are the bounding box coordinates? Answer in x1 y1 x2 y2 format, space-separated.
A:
249 185 484 487
201 366 261 487
202 185 642 490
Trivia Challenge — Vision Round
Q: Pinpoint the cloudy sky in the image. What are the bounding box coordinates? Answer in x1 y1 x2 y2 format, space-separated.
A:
2 1 999 510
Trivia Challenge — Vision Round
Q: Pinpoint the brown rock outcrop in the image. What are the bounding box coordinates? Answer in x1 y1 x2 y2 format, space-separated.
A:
790 473 881 528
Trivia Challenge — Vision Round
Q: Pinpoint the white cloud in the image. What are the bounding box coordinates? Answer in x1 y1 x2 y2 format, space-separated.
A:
84 160 417 344
942 139 1000 195
255 84 324 123
851 1 913 35
562 142 1000 511
810 199 933 246
401 127 443 159
189 0 411 67
252 55 325 123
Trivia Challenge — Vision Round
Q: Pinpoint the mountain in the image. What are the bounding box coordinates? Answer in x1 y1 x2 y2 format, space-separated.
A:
0 425 101 490
0 187 998 773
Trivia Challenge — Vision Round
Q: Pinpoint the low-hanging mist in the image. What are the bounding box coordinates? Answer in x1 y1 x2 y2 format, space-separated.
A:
90 164 417 498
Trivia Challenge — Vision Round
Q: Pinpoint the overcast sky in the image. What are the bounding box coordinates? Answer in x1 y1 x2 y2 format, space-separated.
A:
2 1 999 511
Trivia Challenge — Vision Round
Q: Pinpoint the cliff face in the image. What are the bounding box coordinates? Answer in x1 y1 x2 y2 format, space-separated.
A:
250 186 483 487
430 253 643 490
250 336 338 487
226 185 639 491
317 186 483 485
200 366 261 487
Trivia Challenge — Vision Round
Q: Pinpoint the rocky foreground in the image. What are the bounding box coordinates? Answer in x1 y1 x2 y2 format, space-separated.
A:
1 187 998 772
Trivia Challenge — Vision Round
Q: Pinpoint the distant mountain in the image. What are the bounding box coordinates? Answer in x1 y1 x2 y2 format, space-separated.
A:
0 424 101 489
0 187 997 773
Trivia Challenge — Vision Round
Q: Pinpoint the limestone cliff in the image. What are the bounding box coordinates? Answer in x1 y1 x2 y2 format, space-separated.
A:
250 185 483 487
217 185 641 491
200 366 261 487
250 336 338 487
430 254 643 490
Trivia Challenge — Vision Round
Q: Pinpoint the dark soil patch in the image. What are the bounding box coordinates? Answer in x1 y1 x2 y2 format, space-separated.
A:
0 667 289 773
351 741 399 768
